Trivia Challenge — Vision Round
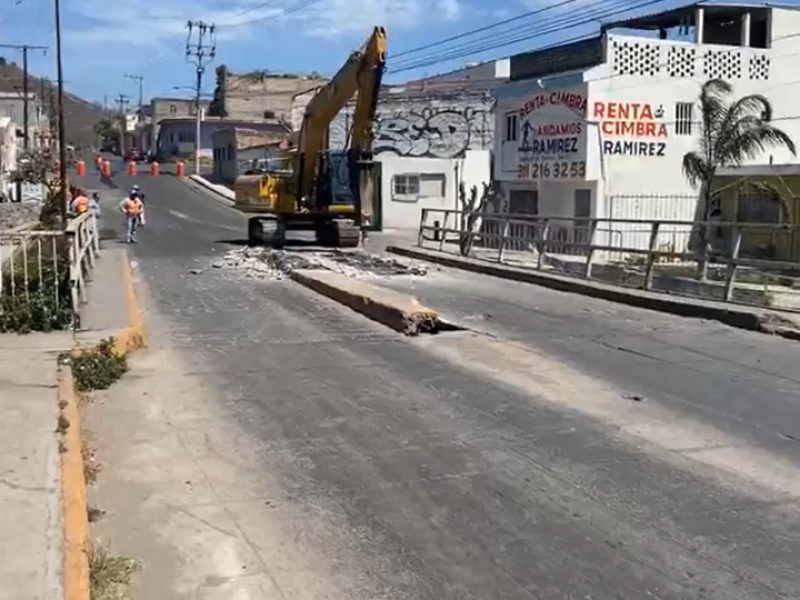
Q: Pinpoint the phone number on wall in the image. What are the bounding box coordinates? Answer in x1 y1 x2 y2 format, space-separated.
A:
517 161 586 180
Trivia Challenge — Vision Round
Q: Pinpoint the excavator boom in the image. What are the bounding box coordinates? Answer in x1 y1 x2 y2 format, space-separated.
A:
295 26 386 210
235 26 386 248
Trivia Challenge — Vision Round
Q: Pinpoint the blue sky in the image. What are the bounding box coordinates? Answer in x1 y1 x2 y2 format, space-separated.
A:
2 0 708 104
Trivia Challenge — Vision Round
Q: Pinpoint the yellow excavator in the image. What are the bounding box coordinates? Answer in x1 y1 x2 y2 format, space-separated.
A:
233 26 386 248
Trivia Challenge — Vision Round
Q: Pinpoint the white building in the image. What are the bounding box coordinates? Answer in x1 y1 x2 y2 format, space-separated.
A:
292 74 504 231
0 116 17 200
494 2 800 251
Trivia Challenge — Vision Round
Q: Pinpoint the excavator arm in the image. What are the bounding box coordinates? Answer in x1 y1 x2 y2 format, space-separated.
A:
294 26 386 220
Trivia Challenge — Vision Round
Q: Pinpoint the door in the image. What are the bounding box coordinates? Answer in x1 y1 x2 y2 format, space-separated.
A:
507 189 539 250
573 188 592 247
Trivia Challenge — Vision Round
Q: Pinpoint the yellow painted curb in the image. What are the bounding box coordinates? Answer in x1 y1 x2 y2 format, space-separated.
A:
59 366 90 600
59 249 148 599
113 251 146 356
290 269 440 335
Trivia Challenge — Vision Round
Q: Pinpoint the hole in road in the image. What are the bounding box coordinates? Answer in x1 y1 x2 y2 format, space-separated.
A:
409 315 468 336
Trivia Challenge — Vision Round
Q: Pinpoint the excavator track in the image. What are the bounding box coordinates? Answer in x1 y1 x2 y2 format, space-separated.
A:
315 218 360 248
334 219 361 248
248 216 286 248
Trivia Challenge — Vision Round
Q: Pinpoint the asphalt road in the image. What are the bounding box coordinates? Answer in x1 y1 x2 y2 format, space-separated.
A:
98 171 800 599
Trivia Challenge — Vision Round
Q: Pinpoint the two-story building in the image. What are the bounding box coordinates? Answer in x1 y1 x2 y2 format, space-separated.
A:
494 2 800 252
137 97 210 158
209 67 326 122
0 91 47 150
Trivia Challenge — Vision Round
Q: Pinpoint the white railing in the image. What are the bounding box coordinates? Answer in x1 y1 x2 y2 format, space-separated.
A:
417 209 800 310
0 213 100 326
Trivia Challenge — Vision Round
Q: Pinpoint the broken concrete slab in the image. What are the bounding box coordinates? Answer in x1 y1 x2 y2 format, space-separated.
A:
290 269 441 335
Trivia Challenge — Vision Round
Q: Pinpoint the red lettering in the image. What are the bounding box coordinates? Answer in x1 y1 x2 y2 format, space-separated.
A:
593 102 605 119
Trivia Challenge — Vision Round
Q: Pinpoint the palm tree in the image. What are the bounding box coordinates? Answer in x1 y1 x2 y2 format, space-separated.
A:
682 79 796 276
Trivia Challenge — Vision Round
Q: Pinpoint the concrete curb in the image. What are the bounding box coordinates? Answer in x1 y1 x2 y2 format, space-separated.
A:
112 251 146 356
387 245 800 341
290 269 441 335
183 175 236 206
59 366 90 600
59 249 147 599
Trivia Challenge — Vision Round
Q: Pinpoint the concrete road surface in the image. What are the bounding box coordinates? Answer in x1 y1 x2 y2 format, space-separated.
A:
90 172 800 599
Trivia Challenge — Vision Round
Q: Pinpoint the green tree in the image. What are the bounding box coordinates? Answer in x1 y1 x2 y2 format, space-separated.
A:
93 116 119 149
682 79 796 276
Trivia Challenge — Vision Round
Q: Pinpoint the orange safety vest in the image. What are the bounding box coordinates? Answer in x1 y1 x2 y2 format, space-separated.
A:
124 197 143 215
75 195 89 214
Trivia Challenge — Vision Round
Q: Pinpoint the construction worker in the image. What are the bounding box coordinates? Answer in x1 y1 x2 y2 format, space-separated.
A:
89 192 102 219
69 189 90 216
118 192 144 243
131 184 145 204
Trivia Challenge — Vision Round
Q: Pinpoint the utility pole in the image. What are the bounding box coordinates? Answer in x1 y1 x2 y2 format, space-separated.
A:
124 73 144 111
116 93 130 155
54 0 69 223
0 43 48 150
185 20 216 174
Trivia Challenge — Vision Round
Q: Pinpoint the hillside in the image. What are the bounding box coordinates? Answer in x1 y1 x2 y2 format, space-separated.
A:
0 58 106 147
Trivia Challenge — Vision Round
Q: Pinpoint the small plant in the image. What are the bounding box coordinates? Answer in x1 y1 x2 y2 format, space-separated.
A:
0 250 73 333
82 440 101 484
61 339 128 392
89 544 138 600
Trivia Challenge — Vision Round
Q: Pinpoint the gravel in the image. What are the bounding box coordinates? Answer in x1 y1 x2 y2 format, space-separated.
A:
212 247 430 280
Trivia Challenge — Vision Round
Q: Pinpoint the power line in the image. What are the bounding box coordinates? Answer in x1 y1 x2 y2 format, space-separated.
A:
216 0 324 29
391 0 587 61
185 20 217 174
128 0 322 78
387 0 672 74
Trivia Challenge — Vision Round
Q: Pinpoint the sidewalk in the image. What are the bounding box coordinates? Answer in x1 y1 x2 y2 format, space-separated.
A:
0 196 135 598
388 244 800 340
0 333 72 600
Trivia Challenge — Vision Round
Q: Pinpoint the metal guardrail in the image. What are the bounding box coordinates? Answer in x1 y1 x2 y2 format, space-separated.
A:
417 209 800 311
0 213 100 325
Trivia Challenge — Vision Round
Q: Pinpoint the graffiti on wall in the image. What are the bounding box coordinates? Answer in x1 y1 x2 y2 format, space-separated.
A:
372 106 489 158
330 100 491 159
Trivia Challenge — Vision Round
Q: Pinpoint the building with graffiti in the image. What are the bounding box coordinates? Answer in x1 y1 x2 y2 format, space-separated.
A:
494 2 800 251
292 79 497 230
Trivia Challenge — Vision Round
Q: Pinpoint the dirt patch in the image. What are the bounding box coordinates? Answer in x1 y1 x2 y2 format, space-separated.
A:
212 247 430 280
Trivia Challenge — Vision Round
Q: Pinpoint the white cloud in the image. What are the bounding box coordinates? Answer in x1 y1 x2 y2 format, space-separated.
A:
65 0 464 50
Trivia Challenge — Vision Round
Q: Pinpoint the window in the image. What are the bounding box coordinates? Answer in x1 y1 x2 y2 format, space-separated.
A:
177 130 194 143
737 189 781 224
504 113 518 142
392 173 446 202
675 102 693 136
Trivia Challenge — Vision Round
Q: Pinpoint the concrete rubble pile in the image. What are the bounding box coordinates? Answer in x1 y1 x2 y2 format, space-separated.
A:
213 246 429 280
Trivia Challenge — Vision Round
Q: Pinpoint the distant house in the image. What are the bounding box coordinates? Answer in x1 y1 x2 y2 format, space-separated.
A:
211 127 290 183
155 117 288 163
